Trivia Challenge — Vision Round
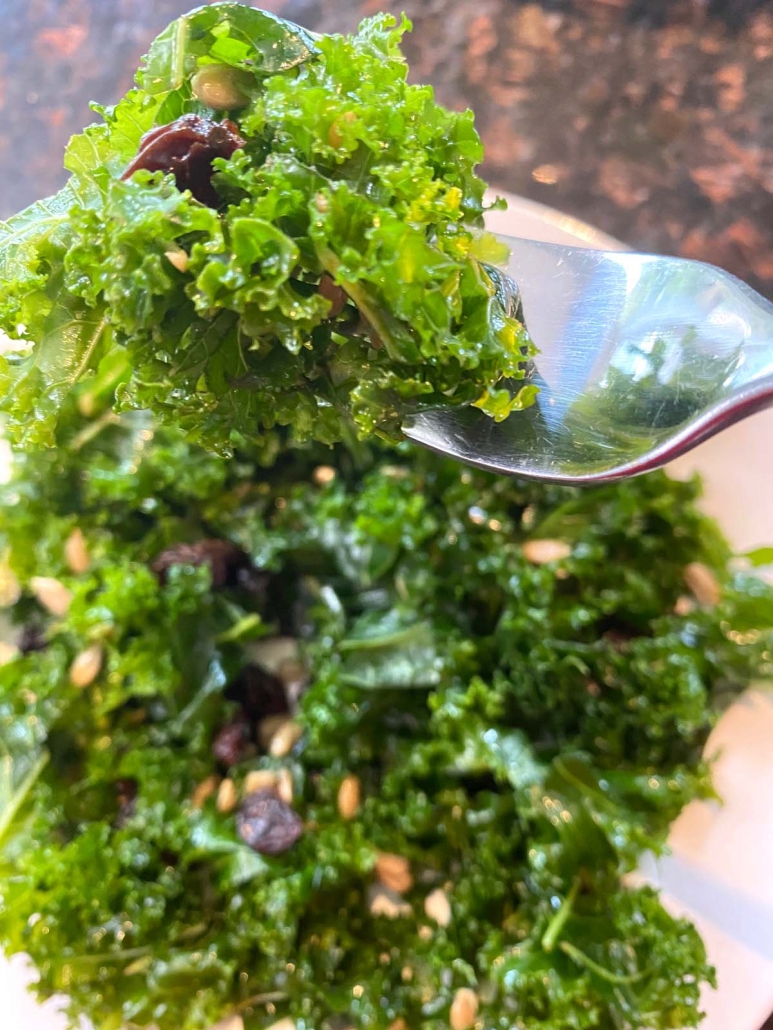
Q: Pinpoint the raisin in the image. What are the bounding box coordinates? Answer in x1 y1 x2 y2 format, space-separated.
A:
318 274 349 317
225 664 289 721
151 539 249 589
114 778 138 828
122 114 245 206
212 715 252 767
236 790 304 855
18 623 46 654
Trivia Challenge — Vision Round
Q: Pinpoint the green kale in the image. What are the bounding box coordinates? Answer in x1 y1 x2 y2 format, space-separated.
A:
0 5 533 455
0 7 771 1030
0 391 771 1030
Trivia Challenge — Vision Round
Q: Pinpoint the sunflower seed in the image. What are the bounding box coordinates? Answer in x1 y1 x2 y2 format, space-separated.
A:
191 775 220 809
337 774 361 820
244 769 279 796
30 576 72 616
64 528 90 574
375 852 413 893
368 884 412 919
522 539 572 564
268 719 303 758
165 248 189 272
684 562 720 607
449 987 479 1030
424 888 452 927
216 777 238 814
69 644 103 688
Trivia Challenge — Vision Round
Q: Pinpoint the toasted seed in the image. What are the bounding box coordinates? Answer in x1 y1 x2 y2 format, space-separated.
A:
244 769 279 796
64 528 90 574
250 636 299 675
337 774 361 820
216 777 238 814
375 852 413 893
368 884 412 919
30 576 72 617
313 465 336 486
268 718 303 758
191 65 249 110
277 657 309 702
674 594 695 616
522 539 572 564
0 641 19 666
164 248 189 273
257 713 291 750
424 888 452 928
123 954 153 977
0 557 20 607
450 987 479 1030
276 767 294 804
69 644 103 688
521 504 537 528
191 774 219 809
684 562 721 607
208 1016 245 1030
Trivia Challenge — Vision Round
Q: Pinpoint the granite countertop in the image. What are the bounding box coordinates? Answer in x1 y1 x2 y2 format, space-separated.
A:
0 2 772 1029
2 0 773 299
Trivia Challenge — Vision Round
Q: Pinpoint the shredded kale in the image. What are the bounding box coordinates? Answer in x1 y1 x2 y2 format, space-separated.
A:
0 390 771 1030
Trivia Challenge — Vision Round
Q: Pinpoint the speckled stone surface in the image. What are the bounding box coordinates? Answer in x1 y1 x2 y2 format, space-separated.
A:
1 0 773 299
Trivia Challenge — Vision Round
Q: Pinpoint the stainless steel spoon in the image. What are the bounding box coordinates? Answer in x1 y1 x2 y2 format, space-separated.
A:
403 234 773 484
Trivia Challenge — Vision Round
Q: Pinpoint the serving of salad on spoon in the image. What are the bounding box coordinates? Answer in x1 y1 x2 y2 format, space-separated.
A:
0 6 772 1030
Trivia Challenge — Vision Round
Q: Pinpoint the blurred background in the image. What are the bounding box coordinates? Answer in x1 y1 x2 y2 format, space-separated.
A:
1 0 773 299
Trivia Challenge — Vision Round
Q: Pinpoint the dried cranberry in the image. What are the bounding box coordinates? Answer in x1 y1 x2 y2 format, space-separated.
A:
225 664 289 721
212 715 252 767
122 114 245 206
151 539 249 590
236 790 303 855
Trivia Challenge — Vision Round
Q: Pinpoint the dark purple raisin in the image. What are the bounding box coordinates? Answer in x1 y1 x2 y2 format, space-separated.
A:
122 114 245 206
151 539 249 590
236 790 304 855
234 565 273 599
318 274 349 317
18 623 47 654
114 778 138 828
225 664 289 721
212 715 252 767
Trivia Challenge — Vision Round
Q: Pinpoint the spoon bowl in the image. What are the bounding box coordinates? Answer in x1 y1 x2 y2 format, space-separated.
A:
403 235 773 484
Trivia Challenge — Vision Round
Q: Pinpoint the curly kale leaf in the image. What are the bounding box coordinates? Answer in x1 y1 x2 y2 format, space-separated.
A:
0 8 532 454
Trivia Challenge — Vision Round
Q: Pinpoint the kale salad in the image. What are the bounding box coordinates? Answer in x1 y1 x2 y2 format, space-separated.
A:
0 7 772 1030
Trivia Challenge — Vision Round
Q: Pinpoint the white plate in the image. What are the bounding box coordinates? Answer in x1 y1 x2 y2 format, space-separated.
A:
4 194 773 1030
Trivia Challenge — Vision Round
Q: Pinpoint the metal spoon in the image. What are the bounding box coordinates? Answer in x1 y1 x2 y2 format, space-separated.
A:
403 234 773 484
